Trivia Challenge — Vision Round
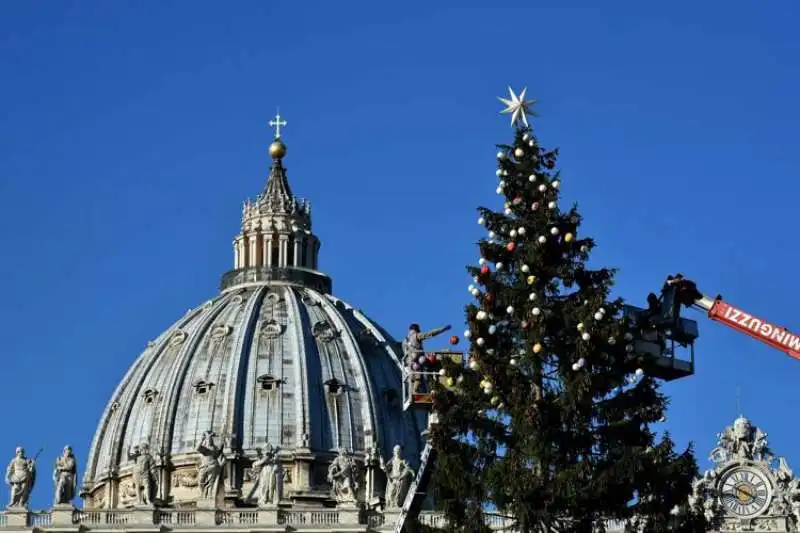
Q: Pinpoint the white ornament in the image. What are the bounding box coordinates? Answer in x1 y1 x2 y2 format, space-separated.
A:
495 169 503 177
497 151 506 159
518 227 526 235
531 202 539 211
528 140 535 147
528 174 537 182
626 344 634 353
471 288 480 297
577 323 584 331
502 169 508 176
510 358 518 366
581 332 590 341
469 360 479 371
479 257 487 265
522 133 530 141
594 312 603 321
484 384 493 394
514 148 524 158
571 362 581 371
537 236 546 244
550 227 559 235
506 306 515 315
577 357 586 368
496 262 504 270
464 330 472 338
528 293 537 301
468 284 475 292
521 264 530 273
504 208 512 215
488 231 496 239
477 337 485 346
580 245 588 252
599 308 606 315
608 337 616 345
547 201 556 209
496 187 503 195
538 184 547 192
476 311 487 321
509 229 517 238
635 368 644 376
551 180 560 189
488 325 497 335
478 216 485 225
532 307 541 316
499 180 506 188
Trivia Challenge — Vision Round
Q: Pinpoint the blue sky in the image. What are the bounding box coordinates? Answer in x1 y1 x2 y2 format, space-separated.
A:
2 0 799 509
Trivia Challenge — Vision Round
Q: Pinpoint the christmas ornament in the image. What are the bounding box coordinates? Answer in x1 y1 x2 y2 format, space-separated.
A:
513 196 523 205
538 184 547 192
528 174 537 182
547 201 556 209
523 133 530 141
464 330 472 338
528 293 536 301
479 258 487 265
471 288 480 297
518 227 526 235
551 179 560 189
502 169 508 176
528 140 535 147
550 227 559 235
469 360 479 371
594 311 603 321
497 86 537 128
577 322 584 331
533 343 542 353
527 275 536 284
626 344 634 353
477 337 485 346
506 306 515 315
488 325 497 335
480 265 490 275
504 208 512 215
478 216 485 225
537 235 546 244
495 169 503 177
581 332 590 341
624 332 634 341
521 264 530 273
439 368 447 376
514 148 524 158
531 202 539 211
509 229 517 238
497 151 506 160
476 311 488 321
496 187 503 195
496 262 504 270
510 358 518 366
580 245 588 252
507 242 516 251
532 307 541 316
449 335 459 345
488 231 496 239
564 233 574 242
635 368 644 376
445 377 454 387
608 337 616 345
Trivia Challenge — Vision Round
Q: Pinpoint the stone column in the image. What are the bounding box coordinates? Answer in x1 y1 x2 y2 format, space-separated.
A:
279 236 288 267
237 239 246 268
233 241 240 269
266 235 273 267
249 235 257 269
293 236 302 267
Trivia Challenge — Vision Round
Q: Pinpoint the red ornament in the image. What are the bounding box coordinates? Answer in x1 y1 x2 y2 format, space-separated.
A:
506 242 516 252
480 265 490 275
449 335 460 345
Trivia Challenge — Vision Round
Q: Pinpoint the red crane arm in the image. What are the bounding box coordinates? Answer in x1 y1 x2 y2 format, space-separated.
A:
693 293 800 361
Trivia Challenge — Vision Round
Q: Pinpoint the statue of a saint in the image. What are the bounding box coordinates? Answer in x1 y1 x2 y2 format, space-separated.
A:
53 445 77 505
327 449 359 503
127 442 157 506
380 445 415 509
249 444 280 506
196 431 226 500
6 447 36 508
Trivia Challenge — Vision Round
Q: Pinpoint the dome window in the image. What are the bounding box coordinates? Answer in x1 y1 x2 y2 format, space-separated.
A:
193 380 215 395
324 378 344 396
257 374 281 392
141 389 159 404
312 321 339 342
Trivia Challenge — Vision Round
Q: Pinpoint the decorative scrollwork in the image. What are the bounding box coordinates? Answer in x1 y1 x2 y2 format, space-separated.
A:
210 324 232 342
260 319 284 339
312 321 339 343
169 330 188 347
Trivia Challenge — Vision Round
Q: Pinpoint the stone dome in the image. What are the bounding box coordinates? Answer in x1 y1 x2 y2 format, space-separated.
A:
80 133 424 509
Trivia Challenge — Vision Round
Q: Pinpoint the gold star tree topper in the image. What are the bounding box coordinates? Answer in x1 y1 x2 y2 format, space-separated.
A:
498 86 537 128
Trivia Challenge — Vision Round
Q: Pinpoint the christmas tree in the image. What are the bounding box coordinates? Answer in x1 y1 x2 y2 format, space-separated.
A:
427 88 705 533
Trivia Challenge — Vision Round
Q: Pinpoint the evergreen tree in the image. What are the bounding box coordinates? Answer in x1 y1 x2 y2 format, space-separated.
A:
428 91 704 533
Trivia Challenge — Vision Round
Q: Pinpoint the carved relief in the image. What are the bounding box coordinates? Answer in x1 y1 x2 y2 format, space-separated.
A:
171 468 199 488
169 330 188 347
231 294 245 305
209 324 232 342
260 319 284 340
313 321 339 342
118 478 137 507
266 292 282 305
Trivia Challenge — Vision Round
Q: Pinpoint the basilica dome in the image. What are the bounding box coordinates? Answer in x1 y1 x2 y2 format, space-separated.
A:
81 133 424 509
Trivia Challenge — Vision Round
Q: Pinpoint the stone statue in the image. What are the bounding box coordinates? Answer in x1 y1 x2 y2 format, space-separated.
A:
327 449 359 503
196 431 226 500
6 447 37 508
777 457 794 490
710 416 767 463
127 442 157 506
379 445 415 509
53 445 77 505
249 444 281 506
753 427 772 461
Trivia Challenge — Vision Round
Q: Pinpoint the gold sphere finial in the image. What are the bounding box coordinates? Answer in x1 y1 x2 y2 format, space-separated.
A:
269 139 286 159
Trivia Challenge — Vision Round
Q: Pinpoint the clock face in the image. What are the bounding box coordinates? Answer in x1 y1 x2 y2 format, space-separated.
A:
719 467 772 518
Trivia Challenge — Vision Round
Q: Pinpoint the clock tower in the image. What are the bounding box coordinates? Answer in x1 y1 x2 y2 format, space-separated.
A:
691 416 800 532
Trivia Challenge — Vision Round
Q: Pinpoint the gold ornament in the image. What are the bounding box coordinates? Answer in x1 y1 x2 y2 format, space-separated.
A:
527 275 537 285
533 343 542 353
565 232 574 242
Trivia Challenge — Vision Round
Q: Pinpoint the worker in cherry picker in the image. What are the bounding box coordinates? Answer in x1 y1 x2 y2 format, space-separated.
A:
402 323 451 392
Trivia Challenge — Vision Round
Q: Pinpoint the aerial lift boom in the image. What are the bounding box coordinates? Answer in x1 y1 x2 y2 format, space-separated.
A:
664 274 800 361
